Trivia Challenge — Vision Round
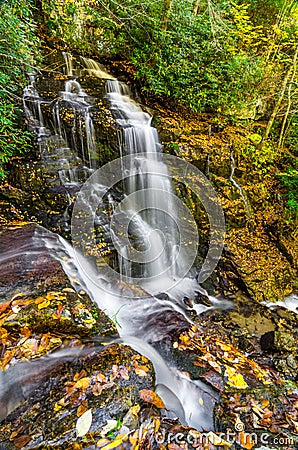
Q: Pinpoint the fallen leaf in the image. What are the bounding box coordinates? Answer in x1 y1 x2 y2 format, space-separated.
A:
96 438 110 448
76 408 92 437
225 366 248 389
100 435 126 449
236 431 255 450
74 369 87 381
54 397 68 411
261 399 270 409
75 377 91 390
14 435 31 448
37 299 50 310
0 348 16 369
20 327 31 338
0 301 11 314
119 366 129 380
77 401 89 417
206 431 232 447
134 368 147 377
62 287 76 293
140 389 165 408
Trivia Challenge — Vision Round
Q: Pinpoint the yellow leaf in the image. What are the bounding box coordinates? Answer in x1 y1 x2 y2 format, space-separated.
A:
75 377 91 390
49 337 62 346
134 368 148 377
54 397 67 411
207 431 232 447
100 435 126 449
37 299 50 310
225 366 248 389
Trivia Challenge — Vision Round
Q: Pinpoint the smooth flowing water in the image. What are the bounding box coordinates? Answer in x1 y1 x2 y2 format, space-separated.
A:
105 79 186 288
0 53 226 431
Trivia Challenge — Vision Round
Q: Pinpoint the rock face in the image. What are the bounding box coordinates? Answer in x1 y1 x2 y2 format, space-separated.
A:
0 223 116 346
0 344 156 449
153 104 297 303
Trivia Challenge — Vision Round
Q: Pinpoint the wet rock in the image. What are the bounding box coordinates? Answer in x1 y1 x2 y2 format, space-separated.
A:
0 223 117 370
152 103 297 304
0 344 156 449
260 330 297 353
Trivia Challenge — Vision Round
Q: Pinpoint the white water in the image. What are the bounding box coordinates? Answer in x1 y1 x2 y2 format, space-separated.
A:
16 54 229 431
105 80 187 288
42 232 218 430
262 293 298 314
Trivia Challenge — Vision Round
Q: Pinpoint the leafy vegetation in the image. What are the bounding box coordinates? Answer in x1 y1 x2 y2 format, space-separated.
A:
278 164 298 211
40 0 297 120
0 0 40 177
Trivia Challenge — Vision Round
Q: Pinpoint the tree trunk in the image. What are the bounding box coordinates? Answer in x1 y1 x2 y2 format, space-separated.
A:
261 46 298 147
193 0 200 15
162 0 173 31
278 45 298 148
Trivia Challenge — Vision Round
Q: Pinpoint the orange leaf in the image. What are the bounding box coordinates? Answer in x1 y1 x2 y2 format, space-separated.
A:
0 348 16 370
237 431 255 450
77 401 89 417
75 377 91 390
20 327 31 338
139 389 165 408
0 301 11 314
0 327 8 341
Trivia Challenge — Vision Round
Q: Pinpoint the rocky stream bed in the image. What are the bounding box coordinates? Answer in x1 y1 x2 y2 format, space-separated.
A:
0 53 297 449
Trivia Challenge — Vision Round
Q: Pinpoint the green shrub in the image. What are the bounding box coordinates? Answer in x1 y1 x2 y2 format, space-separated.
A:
277 163 298 212
0 0 40 178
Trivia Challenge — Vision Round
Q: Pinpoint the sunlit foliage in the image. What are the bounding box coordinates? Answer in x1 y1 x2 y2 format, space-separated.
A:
0 0 40 177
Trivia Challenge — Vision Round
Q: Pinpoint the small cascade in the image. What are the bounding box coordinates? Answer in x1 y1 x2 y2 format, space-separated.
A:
229 149 252 219
105 80 186 290
40 231 217 431
63 52 116 80
23 73 48 135
19 54 229 432
22 54 116 233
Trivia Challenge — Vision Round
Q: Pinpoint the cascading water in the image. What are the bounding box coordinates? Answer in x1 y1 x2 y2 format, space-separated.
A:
10 53 228 432
105 80 186 288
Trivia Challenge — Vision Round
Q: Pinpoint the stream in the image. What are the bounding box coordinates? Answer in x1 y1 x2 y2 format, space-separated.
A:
0 53 230 432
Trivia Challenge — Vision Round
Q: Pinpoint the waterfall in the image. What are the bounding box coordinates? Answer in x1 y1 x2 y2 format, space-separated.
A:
19 53 227 432
105 80 185 289
41 231 218 431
